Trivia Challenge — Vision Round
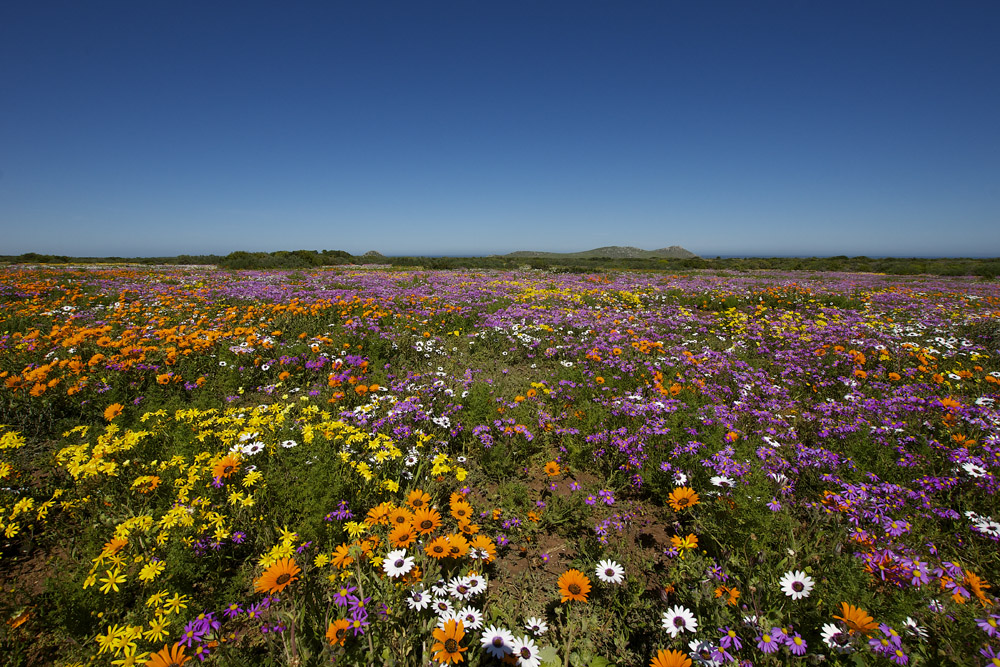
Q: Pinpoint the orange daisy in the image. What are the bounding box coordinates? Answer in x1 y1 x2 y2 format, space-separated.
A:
145 643 190 667
387 507 414 528
413 507 442 535
425 536 450 559
254 558 301 595
445 533 470 559
667 487 700 511
557 569 591 603
833 602 878 635
326 619 351 646
450 500 474 522
650 649 691 667
211 454 241 480
431 619 467 664
389 523 417 548
407 489 431 510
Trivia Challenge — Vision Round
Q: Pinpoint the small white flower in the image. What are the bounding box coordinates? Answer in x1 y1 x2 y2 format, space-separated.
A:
406 589 430 611
457 606 484 630
821 622 854 653
524 616 548 636
661 605 698 637
465 573 487 595
711 476 734 489
431 597 453 616
382 549 414 578
480 625 516 659
436 608 462 626
511 635 541 667
280 439 298 449
778 570 815 600
688 638 722 666
595 559 625 584
962 462 988 478
447 576 474 600
902 617 927 638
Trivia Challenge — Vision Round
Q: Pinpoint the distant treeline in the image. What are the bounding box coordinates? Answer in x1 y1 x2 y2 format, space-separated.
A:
3 250 999 278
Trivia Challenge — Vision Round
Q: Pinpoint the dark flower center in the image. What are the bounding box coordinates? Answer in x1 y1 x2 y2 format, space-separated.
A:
420 520 433 529
674 617 685 627
792 581 804 592
275 573 291 585
444 639 458 653
492 637 504 647
223 465 234 474
520 647 532 658
457 585 468 594
569 584 581 595
605 569 615 577
394 559 405 568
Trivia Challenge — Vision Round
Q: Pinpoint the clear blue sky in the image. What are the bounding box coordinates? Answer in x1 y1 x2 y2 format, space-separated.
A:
2 1 998 258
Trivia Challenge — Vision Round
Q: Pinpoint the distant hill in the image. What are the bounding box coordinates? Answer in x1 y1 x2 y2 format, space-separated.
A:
506 245 698 259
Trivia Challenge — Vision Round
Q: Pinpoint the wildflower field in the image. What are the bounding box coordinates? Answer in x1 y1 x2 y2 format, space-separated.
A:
2 265 999 667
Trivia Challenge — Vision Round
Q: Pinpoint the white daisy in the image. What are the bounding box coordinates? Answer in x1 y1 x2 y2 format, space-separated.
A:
778 570 815 600
241 441 265 456
436 608 462 627
661 605 698 637
465 573 487 595
511 635 541 667
406 589 430 611
430 578 450 597
688 639 722 666
524 617 548 636
448 576 474 600
710 476 734 489
595 559 625 584
431 597 452 616
457 606 484 630
821 622 854 654
382 549 414 578
480 625 516 660
962 462 988 478
902 617 927 639
280 439 298 448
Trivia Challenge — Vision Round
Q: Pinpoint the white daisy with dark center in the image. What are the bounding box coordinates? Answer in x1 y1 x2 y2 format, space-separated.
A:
595 559 625 584
480 625 515 659
778 570 814 600
382 549 414 578
511 635 541 667
661 605 698 638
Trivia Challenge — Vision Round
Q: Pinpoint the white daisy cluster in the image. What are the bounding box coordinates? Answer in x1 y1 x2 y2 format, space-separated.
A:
480 626 541 667
967 510 1000 539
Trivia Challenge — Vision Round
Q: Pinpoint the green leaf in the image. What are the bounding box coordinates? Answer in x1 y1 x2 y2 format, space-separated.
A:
590 657 611 667
538 645 561 667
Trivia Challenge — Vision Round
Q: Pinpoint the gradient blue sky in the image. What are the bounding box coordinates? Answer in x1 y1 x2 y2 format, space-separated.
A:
2 1 998 258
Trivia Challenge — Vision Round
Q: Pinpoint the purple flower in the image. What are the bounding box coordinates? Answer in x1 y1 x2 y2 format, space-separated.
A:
757 631 780 654
231 531 246 544
223 603 243 619
977 615 1000 638
332 583 357 607
718 626 742 651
